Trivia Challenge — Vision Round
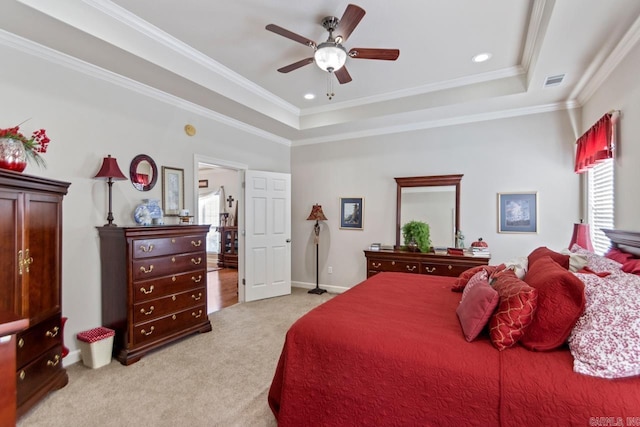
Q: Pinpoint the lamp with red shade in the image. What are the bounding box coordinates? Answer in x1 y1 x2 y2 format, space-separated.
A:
569 221 594 252
94 155 127 226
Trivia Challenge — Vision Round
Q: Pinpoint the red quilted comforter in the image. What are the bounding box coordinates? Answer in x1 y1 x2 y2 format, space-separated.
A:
268 272 640 426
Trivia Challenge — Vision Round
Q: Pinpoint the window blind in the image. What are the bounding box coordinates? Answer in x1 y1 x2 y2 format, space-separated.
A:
588 158 614 254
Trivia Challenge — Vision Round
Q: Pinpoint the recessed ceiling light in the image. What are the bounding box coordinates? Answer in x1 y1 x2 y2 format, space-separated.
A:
472 53 492 63
304 93 315 100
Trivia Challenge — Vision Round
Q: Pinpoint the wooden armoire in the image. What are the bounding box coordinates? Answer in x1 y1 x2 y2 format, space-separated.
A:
0 169 70 417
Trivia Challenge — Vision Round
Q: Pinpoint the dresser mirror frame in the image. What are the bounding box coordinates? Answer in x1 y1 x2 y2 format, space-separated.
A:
395 174 463 249
130 154 158 191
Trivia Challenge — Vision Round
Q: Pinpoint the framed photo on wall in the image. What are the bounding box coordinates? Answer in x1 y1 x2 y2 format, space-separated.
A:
162 166 185 216
198 179 208 189
340 197 364 230
497 192 538 233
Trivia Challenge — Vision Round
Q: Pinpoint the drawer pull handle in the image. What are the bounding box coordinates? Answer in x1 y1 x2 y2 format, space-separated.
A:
172 276 176 282
406 265 417 272
448 265 453 270
192 310 203 318
139 244 154 253
372 262 381 268
18 338 24 348
172 257 176 263
19 370 25 380
140 285 155 295
172 295 176 301
192 293 202 301
47 355 61 367
172 314 177 320
46 327 59 338
171 238 176 243
140 306 154 315
392 261 396 265
140 265 154 274
425 266 436 273
191 240 202 247
141 326 155 336
191 257 202 265
192 275 202 283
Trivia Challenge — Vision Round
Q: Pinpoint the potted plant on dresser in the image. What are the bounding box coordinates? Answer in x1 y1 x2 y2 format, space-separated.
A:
401 220 431 253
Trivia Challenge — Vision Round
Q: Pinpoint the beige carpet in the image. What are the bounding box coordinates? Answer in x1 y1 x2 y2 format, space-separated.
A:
18 288 334 427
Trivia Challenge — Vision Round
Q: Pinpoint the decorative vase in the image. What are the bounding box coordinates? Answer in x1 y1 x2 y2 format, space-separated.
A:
144 199 163 220
0 137 27 172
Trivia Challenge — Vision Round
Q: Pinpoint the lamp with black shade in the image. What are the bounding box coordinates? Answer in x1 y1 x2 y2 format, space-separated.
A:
94 154 127 226
307 204 328 295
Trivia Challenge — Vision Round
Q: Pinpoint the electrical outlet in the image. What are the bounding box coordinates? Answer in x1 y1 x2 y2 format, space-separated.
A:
328 266 333 274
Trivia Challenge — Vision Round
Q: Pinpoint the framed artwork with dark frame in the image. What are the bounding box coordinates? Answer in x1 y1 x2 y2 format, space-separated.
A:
497 192 538 233
162 166 185 216
198 179 208 189
340 197 364 230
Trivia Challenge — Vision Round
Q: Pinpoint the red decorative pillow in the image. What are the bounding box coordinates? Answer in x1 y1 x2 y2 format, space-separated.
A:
488 270 538 350
604 247 633 264
622 259 640 275
452 265 501 292
461 270 489 300
521 256 586 351
457 279 499 342
528 246 570 270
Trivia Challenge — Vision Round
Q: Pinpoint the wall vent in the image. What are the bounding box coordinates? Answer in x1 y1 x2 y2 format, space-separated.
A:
544 74 565 87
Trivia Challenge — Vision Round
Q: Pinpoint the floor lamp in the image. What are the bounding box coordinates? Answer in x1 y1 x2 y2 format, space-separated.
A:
307 204 328 295
94 154 127 226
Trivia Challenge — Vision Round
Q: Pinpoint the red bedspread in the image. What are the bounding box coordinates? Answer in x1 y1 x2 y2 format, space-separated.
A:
268 272 640 426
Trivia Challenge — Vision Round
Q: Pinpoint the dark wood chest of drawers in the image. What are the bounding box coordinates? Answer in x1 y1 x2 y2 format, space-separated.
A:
98 225 212 365
364 250 490 278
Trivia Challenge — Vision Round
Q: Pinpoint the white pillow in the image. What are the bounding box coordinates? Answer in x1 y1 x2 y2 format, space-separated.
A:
504 256 528 279
561 248 588 272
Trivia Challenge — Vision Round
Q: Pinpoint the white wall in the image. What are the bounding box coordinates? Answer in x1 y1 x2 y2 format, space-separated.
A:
291 110 581 290
0 42 289 361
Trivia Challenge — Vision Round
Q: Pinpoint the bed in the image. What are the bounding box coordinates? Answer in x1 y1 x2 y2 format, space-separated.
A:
268 230 640 426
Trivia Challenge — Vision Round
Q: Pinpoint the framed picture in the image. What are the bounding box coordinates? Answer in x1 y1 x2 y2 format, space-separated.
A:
498 192 538 233
198 179 208 189
340 197 364 230
162 166 184 216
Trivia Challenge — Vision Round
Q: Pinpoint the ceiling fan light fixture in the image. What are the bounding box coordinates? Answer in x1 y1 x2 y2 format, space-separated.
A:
314 42 347 72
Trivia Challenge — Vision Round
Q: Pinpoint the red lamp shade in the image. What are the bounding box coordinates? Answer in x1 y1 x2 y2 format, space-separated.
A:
94 155 127 180
569 223 594 251
306 204 327 221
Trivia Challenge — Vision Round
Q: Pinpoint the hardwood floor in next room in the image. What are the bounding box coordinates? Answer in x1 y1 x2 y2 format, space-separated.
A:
207 267 238 313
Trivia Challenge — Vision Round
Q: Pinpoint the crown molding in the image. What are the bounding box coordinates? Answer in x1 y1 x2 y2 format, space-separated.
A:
575 13 640 105
0 29 291 146
293 101 580 146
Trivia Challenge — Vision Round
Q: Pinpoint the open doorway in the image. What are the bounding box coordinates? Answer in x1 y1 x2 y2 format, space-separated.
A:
196 157 244 313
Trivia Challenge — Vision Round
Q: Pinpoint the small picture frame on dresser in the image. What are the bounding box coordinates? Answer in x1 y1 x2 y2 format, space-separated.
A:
340 197 364 230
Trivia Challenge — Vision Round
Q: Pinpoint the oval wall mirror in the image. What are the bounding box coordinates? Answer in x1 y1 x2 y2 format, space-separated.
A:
130 154 158 191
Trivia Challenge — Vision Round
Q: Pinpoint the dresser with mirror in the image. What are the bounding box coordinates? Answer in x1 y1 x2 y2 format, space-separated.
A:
364 174 489 278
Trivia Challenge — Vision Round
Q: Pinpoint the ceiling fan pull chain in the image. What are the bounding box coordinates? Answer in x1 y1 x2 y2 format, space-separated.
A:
327 70 335 100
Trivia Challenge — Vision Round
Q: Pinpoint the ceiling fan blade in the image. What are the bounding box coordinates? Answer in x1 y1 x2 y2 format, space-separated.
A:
337 4 365 42
334 66 352 84
277 58 314 73
349 48 400 61
266 24 316 48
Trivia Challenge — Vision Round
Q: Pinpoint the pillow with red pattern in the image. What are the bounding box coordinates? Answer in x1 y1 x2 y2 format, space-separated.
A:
622 259 640 275
452 265 501 292
520 256 586 351
528 246 570 270
461 270 489 301
488 270 538 351
604 247 634 264
571 244 623 273
457 278 499 342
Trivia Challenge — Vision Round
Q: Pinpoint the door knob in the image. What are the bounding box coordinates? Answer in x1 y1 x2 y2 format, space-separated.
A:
286 239 291 243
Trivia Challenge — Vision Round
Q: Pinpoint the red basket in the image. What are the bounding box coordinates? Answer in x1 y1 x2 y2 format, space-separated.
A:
77 327 115 343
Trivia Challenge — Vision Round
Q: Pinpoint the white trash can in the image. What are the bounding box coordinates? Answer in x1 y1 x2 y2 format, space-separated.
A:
76 327 115 368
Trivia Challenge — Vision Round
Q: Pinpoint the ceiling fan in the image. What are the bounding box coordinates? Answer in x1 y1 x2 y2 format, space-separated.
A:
266 4 399 90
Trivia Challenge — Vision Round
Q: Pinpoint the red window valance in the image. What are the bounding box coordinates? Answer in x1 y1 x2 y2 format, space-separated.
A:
574 113 615 174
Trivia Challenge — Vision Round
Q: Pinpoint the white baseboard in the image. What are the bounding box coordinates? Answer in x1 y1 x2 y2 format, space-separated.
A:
63 349 81 367
292 281 349 294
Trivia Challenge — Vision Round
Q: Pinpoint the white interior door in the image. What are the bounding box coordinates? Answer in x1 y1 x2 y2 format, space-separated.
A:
244 170 291 302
